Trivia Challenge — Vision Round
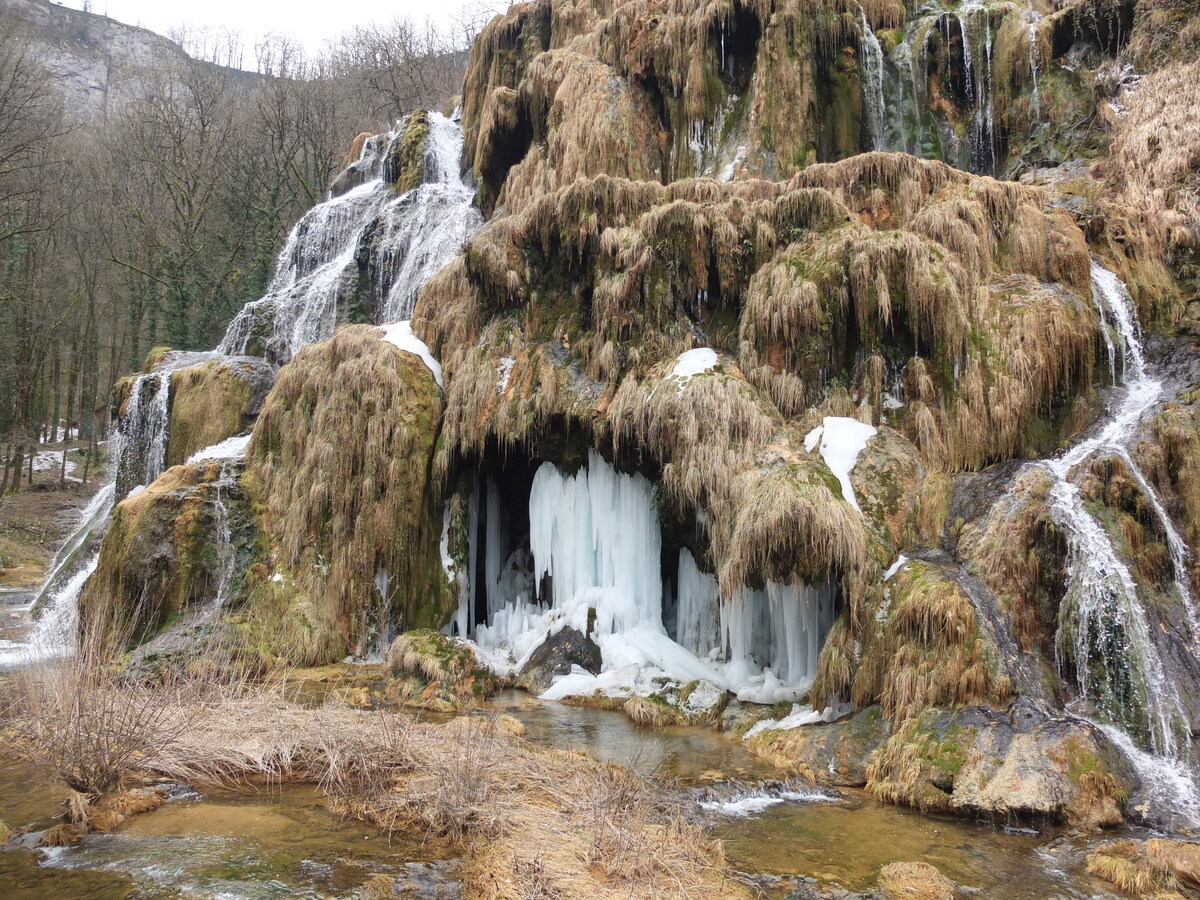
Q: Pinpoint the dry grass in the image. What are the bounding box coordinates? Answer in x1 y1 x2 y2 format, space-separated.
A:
877 861 958 900
814 560 994 728
0 644 200 795
143 692 751 899
1086 841 1178 895
9 664 747 899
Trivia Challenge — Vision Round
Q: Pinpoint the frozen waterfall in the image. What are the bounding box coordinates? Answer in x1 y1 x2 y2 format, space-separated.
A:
463 451 838 703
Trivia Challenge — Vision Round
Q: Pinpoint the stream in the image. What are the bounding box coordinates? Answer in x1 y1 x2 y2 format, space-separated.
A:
0 675 1137 900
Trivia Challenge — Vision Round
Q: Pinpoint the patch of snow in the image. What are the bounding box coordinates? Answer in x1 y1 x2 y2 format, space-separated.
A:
497 356 516 393
670 348 718 380
804 416 877 511
185 434 251 465
377 320 443 388
743 703 844 739
884 554 909 581
30 451 80 482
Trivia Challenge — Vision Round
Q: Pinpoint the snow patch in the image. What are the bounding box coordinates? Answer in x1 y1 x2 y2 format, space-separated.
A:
377 320 443 387
743 703 844 739
185 434 251 465
804 416 877 511
670 348 718 380
884 554 909 581
497 357 516 393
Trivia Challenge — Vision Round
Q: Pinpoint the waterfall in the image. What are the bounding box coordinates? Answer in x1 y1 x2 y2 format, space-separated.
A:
959 0 995 173
15 113 482 667
1045 261 1196 769
219 112 480 362
1027 5 1043 119
0 554 99 666
28 483 114 616
860 13 887 151
378 115 482 321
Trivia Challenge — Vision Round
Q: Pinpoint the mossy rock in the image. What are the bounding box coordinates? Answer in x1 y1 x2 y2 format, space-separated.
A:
865 701 1134 827
239 325 452 667
746 705 887 787
79 461 253 656
385 630 499 710
165 357 275 469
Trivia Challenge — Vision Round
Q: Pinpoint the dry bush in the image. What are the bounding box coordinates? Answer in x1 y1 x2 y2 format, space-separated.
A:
1 643 199 795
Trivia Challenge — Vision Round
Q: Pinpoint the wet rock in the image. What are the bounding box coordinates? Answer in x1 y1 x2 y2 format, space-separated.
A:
385 630 499 710
165 355 275 468
869 702 1134 828
514 626 601 696
745 706 888 787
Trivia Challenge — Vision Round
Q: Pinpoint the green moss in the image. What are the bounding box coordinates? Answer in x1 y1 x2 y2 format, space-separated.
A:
391 110 431 194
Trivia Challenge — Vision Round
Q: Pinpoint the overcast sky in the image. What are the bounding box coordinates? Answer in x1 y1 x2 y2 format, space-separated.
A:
54 0 512 67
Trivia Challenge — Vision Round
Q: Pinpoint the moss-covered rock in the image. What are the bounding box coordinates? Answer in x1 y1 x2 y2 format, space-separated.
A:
385 629 499 710
165 356 274 469
865 701 1133 827
236 325 451 667
79 461 251 655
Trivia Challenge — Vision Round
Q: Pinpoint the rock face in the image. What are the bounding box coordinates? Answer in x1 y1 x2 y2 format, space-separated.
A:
2 0 258 125
514 626 602 695
78 461 251 654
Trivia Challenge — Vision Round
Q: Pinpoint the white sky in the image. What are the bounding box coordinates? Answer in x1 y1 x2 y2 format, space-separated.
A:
53 0 512 67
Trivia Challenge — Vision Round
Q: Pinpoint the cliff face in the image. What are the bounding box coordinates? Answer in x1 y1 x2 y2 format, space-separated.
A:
1 0 256 123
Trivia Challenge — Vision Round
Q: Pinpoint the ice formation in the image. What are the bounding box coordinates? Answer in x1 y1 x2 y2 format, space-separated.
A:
464 451 839 703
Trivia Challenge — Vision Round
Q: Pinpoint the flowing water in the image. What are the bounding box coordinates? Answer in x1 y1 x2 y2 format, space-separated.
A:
1042 261 1199 825
219 112 480 364
0 764 460 900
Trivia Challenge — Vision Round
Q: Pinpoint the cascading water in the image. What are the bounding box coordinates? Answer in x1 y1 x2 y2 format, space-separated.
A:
863 0 1003 173
0 554 99 666
379 113 483 321
1044 261 1199 824
859 13 887 151
219 112 480 362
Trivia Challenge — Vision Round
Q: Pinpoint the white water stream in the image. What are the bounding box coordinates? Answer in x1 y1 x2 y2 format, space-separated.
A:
1044 261 1199 824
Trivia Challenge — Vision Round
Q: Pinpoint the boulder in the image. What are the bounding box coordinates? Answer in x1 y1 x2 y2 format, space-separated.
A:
745 706 888 787
165 356 275 468
514 626 601 696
